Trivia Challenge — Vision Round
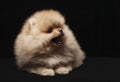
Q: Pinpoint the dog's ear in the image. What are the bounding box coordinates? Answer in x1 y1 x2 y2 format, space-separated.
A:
29 17 36 27
23 17 36 34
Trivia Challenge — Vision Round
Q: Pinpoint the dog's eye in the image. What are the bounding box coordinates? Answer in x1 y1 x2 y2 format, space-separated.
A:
47 28 53 33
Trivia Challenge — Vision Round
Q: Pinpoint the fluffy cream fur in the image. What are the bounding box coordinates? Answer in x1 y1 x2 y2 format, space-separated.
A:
14 9 85 76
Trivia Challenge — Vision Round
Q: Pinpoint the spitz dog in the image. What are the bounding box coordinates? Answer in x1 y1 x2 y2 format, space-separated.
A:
14 9 85 76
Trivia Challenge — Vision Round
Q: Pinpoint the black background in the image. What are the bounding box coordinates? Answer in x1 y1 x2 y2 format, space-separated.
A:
0 0 119 58
0 0 120 81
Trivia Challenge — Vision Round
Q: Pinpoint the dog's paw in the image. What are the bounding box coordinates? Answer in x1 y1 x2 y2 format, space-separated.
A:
37 68 55 76
55 67 70 74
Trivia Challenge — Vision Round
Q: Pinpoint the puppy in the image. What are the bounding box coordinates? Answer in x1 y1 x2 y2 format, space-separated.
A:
14 9 85 76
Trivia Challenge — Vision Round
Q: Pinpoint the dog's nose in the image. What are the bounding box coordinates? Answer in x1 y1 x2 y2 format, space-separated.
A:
59 30 64 36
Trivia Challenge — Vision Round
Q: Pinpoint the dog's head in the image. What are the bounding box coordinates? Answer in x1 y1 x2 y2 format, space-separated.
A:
25 10 66 44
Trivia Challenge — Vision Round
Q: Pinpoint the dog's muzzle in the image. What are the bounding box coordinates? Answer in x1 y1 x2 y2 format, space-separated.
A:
52 30 64 44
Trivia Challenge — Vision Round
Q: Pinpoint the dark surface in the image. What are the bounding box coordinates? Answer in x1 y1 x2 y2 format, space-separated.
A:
0 57 120 81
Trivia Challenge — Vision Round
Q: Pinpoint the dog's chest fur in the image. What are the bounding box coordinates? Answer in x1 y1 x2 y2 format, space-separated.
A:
32 45 74 68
